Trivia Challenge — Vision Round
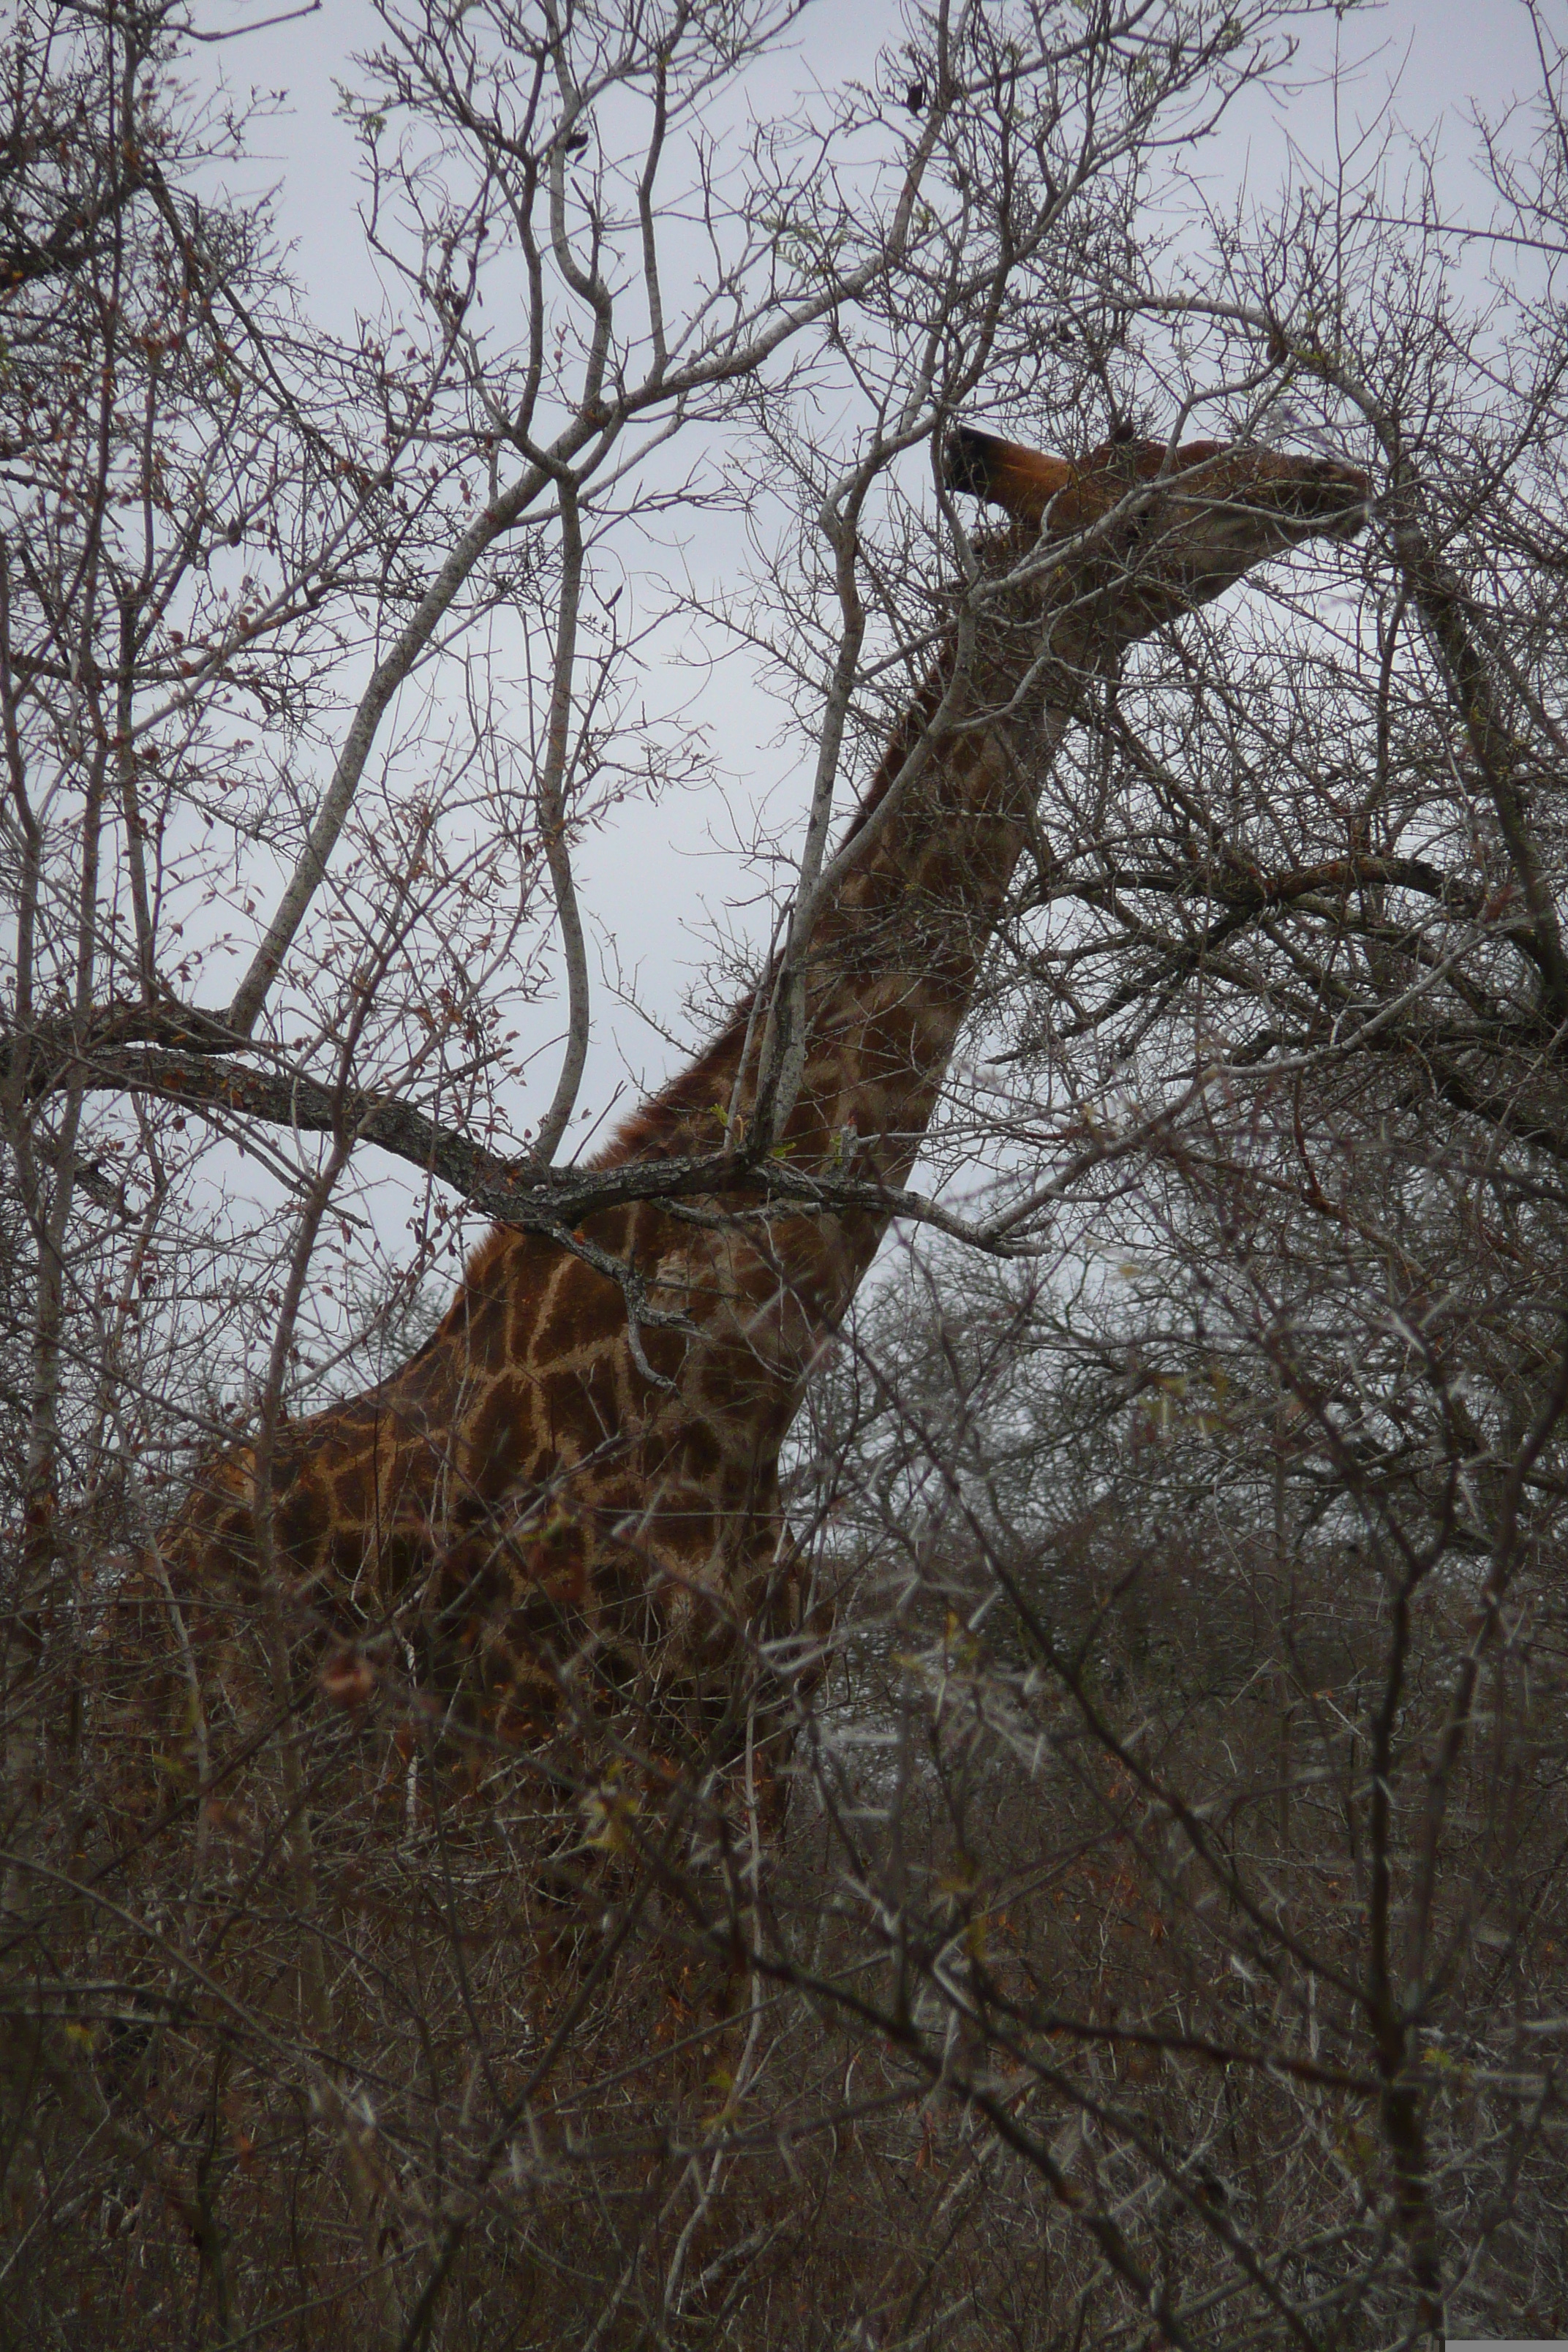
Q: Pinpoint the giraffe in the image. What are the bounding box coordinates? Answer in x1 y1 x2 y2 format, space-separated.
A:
126 421 1368 1782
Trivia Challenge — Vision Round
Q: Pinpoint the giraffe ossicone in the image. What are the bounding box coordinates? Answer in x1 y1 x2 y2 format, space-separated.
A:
127 419 1369 1768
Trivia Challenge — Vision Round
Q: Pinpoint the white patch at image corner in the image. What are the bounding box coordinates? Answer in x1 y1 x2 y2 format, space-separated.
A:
1444 2340 1568 2351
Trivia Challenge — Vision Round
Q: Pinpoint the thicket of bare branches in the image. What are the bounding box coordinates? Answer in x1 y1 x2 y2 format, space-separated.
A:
3 0 1567 2345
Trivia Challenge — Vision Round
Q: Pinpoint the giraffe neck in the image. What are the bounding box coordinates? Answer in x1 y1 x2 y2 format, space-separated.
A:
353 562 1098 1685
595 554 1101 1339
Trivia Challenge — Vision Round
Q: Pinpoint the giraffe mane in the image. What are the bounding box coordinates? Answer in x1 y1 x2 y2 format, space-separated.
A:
590 660 948 1173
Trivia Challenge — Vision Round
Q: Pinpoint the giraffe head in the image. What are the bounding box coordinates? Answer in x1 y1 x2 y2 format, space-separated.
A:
945 420 1369 627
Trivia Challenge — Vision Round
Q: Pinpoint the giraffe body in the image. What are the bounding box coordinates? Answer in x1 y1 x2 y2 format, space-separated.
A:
149 428 1369 1747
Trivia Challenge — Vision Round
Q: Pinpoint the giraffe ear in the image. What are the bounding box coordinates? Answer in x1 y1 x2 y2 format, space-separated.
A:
943 423 1075 525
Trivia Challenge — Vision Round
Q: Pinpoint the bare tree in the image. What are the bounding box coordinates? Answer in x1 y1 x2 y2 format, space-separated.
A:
6 0 1565 2346
756 20 1568 2348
